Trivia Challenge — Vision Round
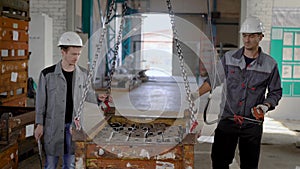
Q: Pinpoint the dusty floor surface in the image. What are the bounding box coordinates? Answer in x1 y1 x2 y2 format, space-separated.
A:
195 142 300 169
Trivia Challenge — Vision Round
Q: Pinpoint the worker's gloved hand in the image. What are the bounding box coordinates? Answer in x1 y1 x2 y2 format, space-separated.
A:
256 104 269 114
189 91 200 101
251 104 269 121
98 94 113 102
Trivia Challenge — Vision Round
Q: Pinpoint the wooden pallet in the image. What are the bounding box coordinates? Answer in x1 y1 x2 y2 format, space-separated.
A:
0 0 30 21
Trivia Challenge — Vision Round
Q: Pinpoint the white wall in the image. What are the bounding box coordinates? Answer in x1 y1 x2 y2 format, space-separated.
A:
29 14 53 83
30 0 71 63
274 0 300 7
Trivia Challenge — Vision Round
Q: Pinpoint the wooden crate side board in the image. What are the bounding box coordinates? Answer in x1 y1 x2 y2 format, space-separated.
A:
0 82 27 104
0 16 28 30
1 96 27 107
0 60 28 74
0 41 29 60
0 70 28 86
0 141 18 169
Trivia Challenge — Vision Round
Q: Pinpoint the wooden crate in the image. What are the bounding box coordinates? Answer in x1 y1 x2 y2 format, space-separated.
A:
0 60 28 103
0 82 27 104
73 114 196 169
0 106 35 145
0 41 29 60
18 137 37 162
0 0 30 21
0 70 28 86
0 16 28 31
0 16 29 42
0 140 18 169
0 16 29 61
0 27 28 42
0 106 35 164
0 60 28 74
1 95 27 107
74 133 196 169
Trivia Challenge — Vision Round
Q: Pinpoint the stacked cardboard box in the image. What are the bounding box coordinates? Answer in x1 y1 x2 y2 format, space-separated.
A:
0 0 30 107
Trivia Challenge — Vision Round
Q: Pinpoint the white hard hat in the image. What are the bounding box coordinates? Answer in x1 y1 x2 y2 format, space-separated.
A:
57 31 83 47
240 16 265 33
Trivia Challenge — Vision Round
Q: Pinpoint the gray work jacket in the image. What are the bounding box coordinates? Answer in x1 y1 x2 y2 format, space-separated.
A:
209 47 282 120
35 61 97 156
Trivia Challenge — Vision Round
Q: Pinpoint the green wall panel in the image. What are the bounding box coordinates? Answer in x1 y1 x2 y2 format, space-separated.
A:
282 82 291 96
294 82 300 96
271 27 300 97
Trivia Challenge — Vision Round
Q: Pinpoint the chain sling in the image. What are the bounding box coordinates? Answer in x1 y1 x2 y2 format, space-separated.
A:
74 0 127 130
166 0 198 133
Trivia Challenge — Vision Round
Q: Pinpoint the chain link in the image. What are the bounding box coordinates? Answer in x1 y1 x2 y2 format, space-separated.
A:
106 2 127 96
166 0 198 132
74 0 126 124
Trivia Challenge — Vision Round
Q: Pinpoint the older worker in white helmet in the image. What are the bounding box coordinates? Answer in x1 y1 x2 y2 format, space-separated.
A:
191 16 282 169
34 31 110 169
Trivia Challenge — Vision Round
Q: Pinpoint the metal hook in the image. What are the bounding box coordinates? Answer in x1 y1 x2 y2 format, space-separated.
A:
101 100 111 113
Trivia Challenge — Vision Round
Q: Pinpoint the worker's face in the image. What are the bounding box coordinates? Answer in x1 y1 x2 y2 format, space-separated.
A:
61 47 82 66
242 33 263 50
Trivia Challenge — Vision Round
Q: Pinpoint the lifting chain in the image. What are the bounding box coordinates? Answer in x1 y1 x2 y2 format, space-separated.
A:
106 2 127 97
101 1 127 112
74 0 127 130
166 0 198 133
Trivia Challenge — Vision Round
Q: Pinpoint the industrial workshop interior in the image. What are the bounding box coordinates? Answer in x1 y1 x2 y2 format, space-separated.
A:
1 0 300 168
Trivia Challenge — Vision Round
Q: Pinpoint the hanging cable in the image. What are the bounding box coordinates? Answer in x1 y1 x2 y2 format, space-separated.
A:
202 0 220 125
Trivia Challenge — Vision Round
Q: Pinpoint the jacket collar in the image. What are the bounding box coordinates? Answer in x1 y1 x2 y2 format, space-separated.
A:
54 60 81 74
233 46 264 65
54 60 63 74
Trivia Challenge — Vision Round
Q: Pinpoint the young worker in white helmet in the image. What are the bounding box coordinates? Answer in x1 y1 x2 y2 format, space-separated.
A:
34 31 110 169
192 16 282 168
